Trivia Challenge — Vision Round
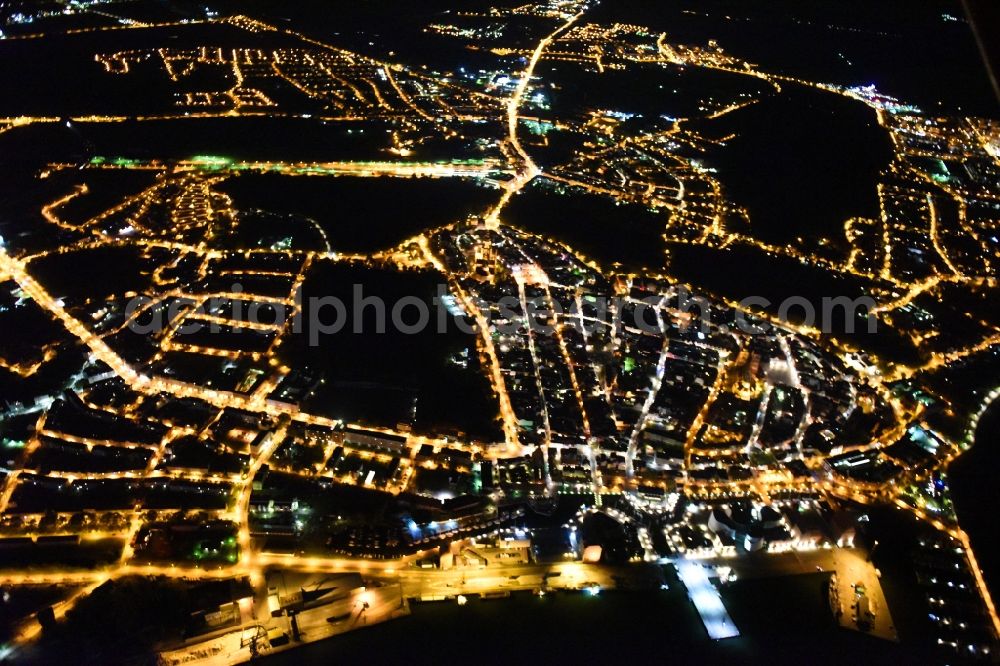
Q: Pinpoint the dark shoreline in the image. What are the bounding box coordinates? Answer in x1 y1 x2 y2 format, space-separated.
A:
950 398 1000 603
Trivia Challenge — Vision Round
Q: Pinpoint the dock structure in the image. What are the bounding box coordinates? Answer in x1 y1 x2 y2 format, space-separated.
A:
677 561 740 640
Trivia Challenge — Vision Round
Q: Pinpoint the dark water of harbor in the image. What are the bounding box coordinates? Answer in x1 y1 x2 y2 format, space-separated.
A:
261 581 917 665
950 400 1000 604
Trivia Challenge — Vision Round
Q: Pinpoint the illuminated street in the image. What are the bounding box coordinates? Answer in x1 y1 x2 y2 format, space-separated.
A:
0 0 998 664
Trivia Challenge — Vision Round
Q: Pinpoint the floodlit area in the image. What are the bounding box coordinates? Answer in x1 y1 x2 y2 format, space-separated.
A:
677 560 739 640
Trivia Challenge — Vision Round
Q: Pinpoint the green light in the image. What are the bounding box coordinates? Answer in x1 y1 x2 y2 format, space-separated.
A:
190 155 233 168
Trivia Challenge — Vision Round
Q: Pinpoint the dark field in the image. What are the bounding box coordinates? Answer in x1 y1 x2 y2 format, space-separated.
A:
694 86 892 246
504 179 669 272
219 173 500 254
280 260 502 440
